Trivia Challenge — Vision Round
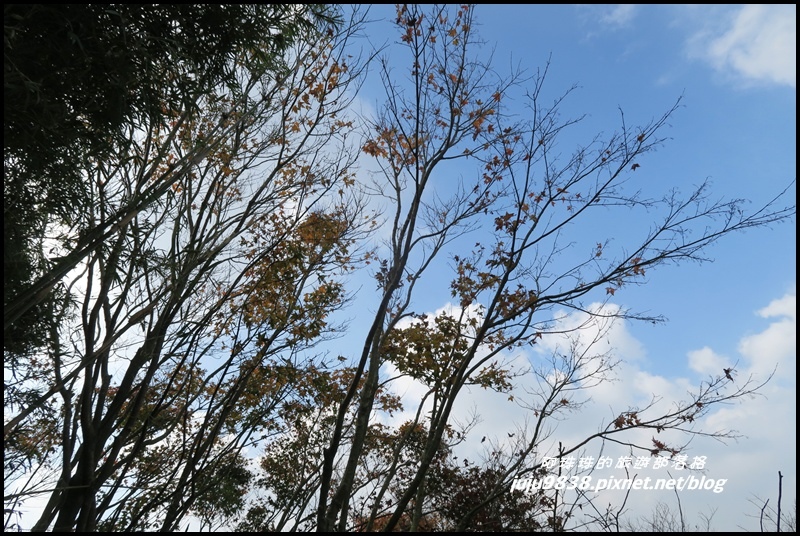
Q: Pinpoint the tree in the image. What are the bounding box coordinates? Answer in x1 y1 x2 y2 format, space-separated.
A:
310 4 794 532
3 4 337 359
4 4 794 533
4 5 372 532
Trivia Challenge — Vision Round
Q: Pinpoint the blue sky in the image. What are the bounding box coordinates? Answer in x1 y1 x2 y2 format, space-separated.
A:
343 4 795 531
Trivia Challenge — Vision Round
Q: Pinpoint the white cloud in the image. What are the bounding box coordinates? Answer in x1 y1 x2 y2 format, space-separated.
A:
693 5 796 88
600 5 637 29
462 290 795 530
757 292 796 321
739 315 796 377
577 4 638 39
374 289 796 530
688 346 731 375
535 302 646 363
738 291 796 380
533 291 796 530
